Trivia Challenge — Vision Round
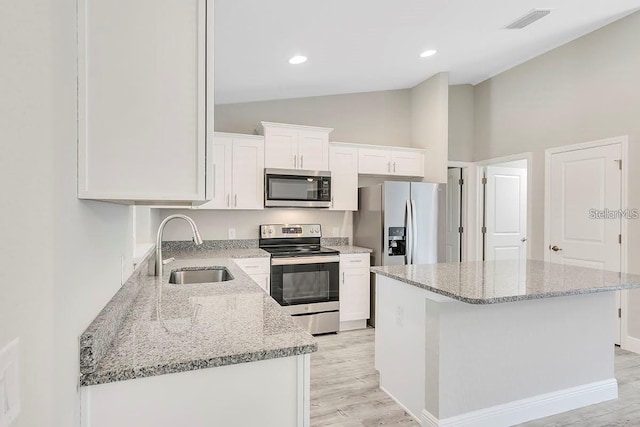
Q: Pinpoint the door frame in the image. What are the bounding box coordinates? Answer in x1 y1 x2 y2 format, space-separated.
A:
544 135 630 349
448 161 473 261
473 153 533 261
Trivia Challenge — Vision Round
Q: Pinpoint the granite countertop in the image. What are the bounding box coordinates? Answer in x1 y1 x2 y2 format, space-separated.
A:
371 260 640 304
80 257 316 386
325 245 373 254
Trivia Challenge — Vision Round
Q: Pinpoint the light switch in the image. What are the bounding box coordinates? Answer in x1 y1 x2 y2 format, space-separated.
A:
332 227 340 237
0 338 20 427
228 228 236 239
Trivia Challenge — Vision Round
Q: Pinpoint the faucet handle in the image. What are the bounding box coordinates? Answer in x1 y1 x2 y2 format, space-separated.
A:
162 257 175 265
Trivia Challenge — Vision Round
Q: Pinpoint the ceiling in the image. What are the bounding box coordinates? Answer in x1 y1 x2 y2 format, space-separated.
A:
214 0 640 104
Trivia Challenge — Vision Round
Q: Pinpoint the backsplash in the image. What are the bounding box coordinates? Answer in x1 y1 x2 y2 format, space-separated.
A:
162 237 350 254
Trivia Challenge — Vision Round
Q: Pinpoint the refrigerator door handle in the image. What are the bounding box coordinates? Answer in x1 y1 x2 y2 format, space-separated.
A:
411 199 418 264
406 199 413 264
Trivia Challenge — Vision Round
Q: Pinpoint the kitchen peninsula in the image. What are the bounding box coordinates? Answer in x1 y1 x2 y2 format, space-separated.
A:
372 260 640 427
80 247 316 427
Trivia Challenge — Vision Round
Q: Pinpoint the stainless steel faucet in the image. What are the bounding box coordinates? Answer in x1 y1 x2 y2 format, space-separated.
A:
155 214 203 277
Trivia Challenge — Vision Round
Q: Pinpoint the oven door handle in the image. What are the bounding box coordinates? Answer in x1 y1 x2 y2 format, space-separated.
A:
271 255 340 265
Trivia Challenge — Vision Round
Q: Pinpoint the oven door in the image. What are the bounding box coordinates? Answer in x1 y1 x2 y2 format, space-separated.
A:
264 169 331 208
270 256 339 307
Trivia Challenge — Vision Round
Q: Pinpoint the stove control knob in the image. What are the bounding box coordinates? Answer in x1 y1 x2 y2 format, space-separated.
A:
267 228 273 234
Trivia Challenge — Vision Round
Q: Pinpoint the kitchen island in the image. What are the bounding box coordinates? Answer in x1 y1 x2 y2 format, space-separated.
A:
371 260 640 427
80 247 316 427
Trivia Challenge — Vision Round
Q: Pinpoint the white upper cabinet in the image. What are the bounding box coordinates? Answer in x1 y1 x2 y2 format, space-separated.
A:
329 144 358 211
258 122 332 171
261 126 298 169
358 146 425 177
194 133 264 210
77 0 213 203
204 137 233 209
358 148 393 175
390 150 424 177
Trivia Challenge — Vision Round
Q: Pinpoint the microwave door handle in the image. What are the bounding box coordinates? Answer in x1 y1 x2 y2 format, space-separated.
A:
405 200 412 265
411 199 418 264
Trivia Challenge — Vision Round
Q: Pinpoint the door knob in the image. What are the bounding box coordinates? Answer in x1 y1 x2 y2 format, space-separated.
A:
521 237 527 242
549 245 563 252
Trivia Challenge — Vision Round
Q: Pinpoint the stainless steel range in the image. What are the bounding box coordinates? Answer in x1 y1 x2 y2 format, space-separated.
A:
259 224 339 334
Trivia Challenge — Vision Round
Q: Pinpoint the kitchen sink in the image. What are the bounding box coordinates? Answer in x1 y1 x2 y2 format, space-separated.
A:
168 268 233 284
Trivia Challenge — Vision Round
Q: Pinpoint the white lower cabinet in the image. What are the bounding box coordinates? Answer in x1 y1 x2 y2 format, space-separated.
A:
233 257 270 293
339 253 370 331
81 355 310 427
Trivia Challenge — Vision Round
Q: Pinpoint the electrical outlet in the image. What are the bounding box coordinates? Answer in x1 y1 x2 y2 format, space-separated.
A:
0 338 20 427
228 228 236 239
395 306 404 327
332 227 340 237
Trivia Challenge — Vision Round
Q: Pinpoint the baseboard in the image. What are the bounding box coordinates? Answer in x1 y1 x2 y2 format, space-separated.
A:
379 386 421 424
622 335 640 354
419 379 618 427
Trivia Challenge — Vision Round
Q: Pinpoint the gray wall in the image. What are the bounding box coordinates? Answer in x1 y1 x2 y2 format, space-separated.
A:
448 85 475 162
474 10 640 263
411 72 449 183
215 89 412 146
473 11 640 342
1 1 134 426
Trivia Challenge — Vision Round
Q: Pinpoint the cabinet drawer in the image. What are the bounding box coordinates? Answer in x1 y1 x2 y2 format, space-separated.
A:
339 253 370 269
232 258 270 275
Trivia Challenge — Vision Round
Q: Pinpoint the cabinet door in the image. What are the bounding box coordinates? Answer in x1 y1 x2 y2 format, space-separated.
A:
250 273 270 293
264 127 298 169
329 145 358 211
78 0 211 202
297 130 329 170
340 267 371 322
358 148 392 175
391 150 424 177
232 139 264 209
194 137 233 209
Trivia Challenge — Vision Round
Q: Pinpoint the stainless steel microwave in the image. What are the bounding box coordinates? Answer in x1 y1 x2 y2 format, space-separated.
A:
264 169 331 208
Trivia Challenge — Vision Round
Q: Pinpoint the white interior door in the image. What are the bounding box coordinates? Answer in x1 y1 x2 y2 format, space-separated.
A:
548 143 621 343
446 168 462 262
484 166 527 261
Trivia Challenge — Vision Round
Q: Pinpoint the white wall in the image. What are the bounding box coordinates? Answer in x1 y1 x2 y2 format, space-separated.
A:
0 1 55 425
411 72 449 183
448 84 475 162
1 1 135 426
215 89 412 146
156 209 353 241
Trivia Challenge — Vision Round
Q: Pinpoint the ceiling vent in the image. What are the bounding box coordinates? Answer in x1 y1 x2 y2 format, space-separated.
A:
505 9 551 29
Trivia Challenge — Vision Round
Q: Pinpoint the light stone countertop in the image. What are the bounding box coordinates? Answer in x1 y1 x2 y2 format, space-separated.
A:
80 257 316 386
325 245 373 254
371 260 640 304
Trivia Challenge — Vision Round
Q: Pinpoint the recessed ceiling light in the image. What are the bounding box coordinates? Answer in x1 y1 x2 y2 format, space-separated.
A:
420 49 437 58
289 55 307 65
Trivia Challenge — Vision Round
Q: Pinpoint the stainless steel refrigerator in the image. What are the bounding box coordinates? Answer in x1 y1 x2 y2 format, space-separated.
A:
354 181 446 326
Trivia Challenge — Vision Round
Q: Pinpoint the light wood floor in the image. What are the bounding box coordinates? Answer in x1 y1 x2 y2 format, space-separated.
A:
310 328 640 427
311 327 418 426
